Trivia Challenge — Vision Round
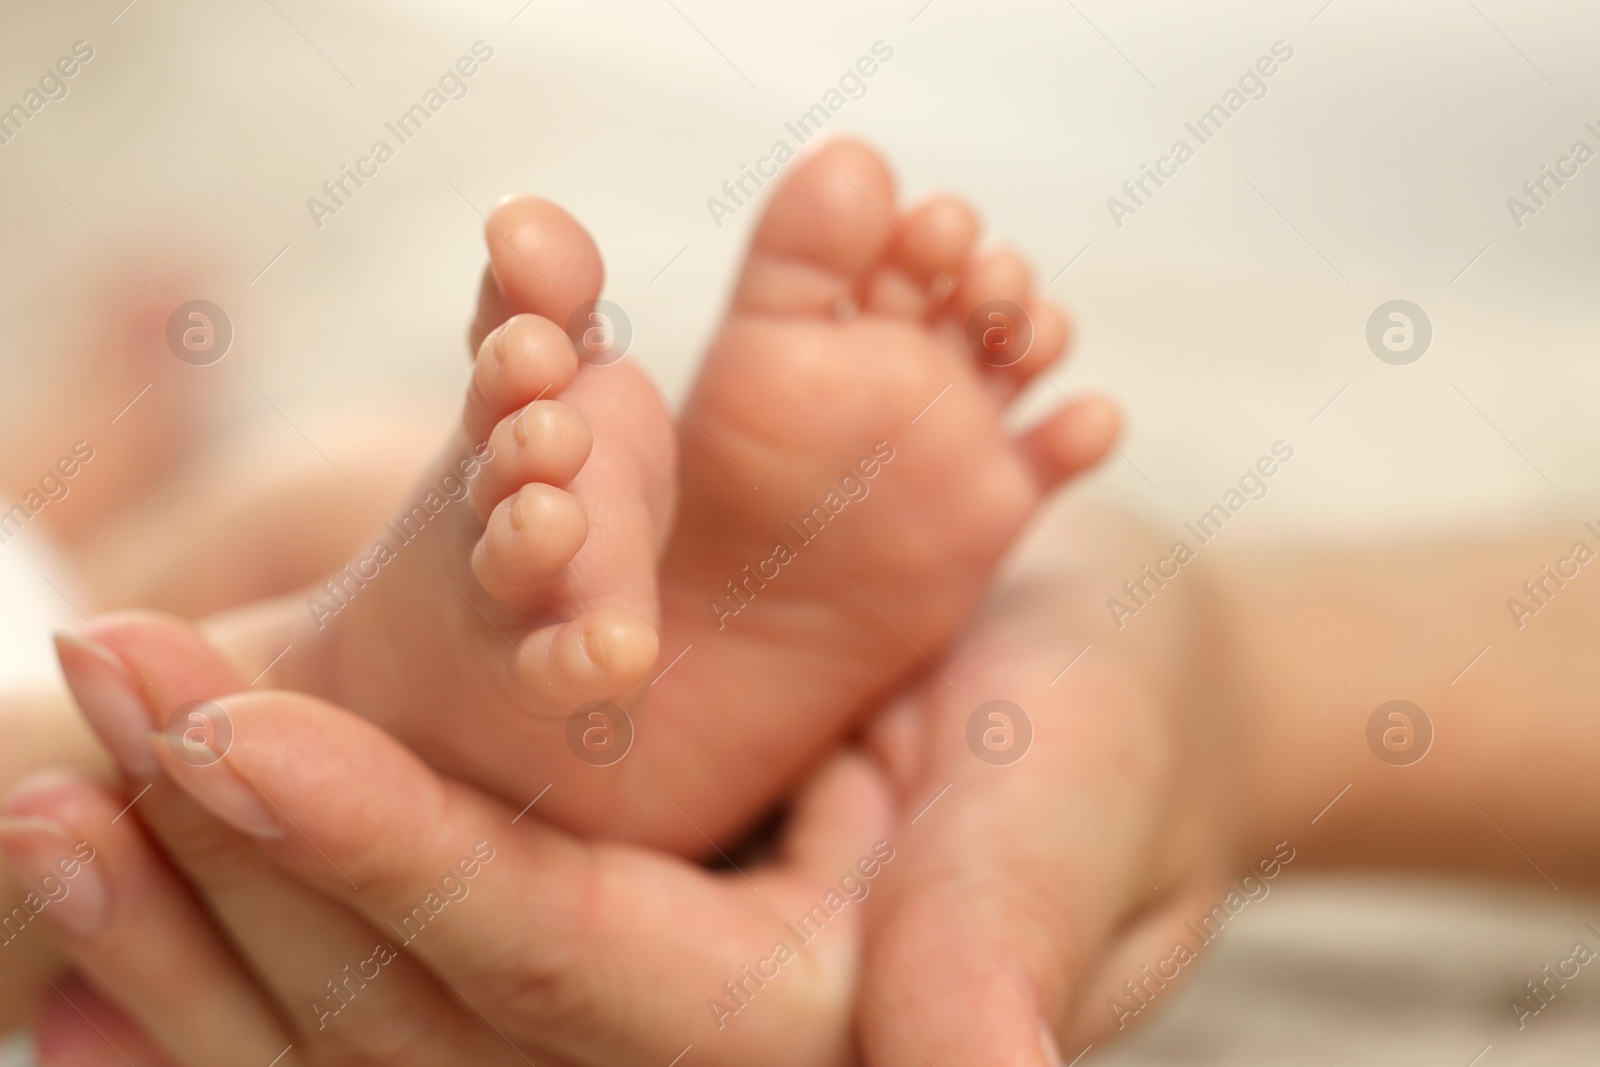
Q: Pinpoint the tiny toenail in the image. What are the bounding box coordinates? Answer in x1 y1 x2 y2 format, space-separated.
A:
491 323 511 363
508 493 527 532
513 407 531 446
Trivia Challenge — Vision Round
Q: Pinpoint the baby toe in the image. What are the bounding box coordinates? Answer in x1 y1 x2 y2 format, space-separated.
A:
896 195 980 294
515 607 660 703
951 248 1058 388
469 400 594 522
863 196 981 320
1017 392 1121 491
470 483 588 604
463 313 579 444
1010 296 1074 386
481 195 606 341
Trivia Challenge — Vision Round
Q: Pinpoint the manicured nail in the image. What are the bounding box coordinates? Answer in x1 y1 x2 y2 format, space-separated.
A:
54 632 158 780
1038 1019 1066 1067
149 734 283 840
0 817 108 938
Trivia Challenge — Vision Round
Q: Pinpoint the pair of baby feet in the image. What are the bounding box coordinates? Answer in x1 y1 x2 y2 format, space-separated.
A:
262 138 1117 853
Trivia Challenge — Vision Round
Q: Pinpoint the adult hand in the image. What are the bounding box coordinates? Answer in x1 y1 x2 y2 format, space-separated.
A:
14 499 1264 1067
8 612 896 1066
856 499 1255 1065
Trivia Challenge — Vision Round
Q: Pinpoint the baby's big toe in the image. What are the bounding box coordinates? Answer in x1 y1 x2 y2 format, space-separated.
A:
731 138 898 317
472 195 605 350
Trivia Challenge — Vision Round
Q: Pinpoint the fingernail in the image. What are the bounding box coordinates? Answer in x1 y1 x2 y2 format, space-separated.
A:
1038 1019 1066 1067
0 817 108 938
149 733 283 840
54 632 159 780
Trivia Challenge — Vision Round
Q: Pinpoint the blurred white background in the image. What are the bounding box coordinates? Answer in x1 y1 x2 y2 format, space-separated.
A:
3 0 1599 1062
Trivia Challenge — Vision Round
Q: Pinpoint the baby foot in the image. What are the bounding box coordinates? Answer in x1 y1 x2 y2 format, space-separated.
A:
487 139 1119 849
645 141 1118 846
269 141 1114 848
273 199 677 811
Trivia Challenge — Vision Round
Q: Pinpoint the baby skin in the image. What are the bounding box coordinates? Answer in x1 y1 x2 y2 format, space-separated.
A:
122 139 1119 854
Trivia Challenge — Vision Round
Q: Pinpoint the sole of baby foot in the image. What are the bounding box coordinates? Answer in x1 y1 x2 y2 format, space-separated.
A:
628 137 1121 851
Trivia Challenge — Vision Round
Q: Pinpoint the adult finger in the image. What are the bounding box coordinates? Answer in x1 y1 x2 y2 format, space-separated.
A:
34 976 177 1067
0 771 293 1067
857 598 1180 1066
80 611 901 1066
57 618 521 1065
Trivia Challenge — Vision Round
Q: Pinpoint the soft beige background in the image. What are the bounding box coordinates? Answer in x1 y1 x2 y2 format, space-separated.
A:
3 0 1599 1062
